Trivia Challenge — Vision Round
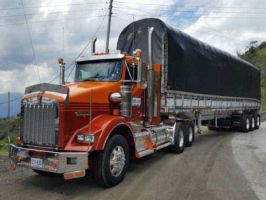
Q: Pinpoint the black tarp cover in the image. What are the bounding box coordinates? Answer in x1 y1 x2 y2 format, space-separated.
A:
117 18 261 100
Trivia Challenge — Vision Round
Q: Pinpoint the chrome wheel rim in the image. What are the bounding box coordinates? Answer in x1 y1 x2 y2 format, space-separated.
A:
188 127 193 142
179 130 184 148
246 118 250 130
257 116 260 127
109 146 126 177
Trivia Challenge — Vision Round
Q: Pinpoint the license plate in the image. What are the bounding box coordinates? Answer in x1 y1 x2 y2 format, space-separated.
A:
31 158 43 168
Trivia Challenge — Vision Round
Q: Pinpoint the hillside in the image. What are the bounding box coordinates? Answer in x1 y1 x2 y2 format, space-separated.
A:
240 42 266 111
0 118 19 156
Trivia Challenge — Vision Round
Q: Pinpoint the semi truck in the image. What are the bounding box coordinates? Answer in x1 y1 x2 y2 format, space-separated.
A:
9 18 261 187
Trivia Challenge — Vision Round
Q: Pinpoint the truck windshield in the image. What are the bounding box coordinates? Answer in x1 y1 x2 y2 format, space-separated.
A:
75 60 122 82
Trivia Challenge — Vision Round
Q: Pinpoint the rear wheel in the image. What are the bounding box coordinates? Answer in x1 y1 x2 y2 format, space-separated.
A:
184 122 195 147
249 114 255 131
254 114 261 129
240 114 250 132
170 122 185 154
92 135 129 187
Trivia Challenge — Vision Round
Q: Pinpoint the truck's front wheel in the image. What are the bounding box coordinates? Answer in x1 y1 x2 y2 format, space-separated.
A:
92 135 129 187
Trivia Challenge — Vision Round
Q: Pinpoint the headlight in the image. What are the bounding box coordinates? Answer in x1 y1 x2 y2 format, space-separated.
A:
76 134 94 143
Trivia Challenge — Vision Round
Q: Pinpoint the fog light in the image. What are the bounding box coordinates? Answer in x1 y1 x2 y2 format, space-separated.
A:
67 157 77 165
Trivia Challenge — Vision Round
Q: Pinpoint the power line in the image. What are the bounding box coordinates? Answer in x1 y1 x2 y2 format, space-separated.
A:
113 5 266 15
114 11 266 19
115 1 266 10
0 8 106 18
0 97 20 105
0 14 108 27
64 10 109 82
20 0 41 83
0 2 107 11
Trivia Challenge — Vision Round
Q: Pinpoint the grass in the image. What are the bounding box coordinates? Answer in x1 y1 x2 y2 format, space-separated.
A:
0 118 18 157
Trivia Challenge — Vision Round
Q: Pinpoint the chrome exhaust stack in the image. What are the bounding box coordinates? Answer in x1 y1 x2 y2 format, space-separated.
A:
58 58 65 85
120 85 132 117
147 27 155 123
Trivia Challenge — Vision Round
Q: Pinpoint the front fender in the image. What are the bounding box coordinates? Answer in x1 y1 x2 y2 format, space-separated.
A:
64 114 131 151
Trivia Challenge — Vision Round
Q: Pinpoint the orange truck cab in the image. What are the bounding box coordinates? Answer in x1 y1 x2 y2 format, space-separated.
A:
9 46 165 187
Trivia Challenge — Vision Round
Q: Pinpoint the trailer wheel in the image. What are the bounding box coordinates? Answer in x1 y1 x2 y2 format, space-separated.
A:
92 135 129 187
184 122 195 147
240 114 250 132
254 114 261 129
170 122 185 154
249 115 255 131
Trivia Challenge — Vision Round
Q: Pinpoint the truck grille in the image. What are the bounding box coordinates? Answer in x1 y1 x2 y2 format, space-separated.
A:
21 103 58 147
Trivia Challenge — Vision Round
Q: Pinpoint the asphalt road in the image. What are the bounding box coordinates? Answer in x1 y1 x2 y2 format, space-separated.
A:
0 123 266 200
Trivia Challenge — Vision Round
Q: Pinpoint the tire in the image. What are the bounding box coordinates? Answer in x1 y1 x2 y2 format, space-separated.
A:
254 114 261 129
92 135 129 187
240 114 250 132
249 114 255 131
170 122 185 154
184 121 195 147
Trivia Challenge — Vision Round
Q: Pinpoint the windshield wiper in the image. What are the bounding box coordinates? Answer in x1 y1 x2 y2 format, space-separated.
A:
82 77 98 81
82 73 99 81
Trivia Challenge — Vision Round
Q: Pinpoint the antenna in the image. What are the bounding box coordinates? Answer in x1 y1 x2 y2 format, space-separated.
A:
105 0 113 53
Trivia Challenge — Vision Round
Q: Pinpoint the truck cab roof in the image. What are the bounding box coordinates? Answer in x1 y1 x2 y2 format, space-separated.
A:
76 53 125 63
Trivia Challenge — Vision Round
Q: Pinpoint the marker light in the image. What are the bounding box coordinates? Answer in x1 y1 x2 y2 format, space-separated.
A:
135 49 142 58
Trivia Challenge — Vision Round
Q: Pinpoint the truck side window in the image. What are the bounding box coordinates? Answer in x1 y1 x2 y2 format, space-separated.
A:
125 63 138 81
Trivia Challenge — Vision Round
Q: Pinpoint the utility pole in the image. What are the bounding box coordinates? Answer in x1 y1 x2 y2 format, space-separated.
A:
7 91 10 119
7 91 11 145
105 0 113 53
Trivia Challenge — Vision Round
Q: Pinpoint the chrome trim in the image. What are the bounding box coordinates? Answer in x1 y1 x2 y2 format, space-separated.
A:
9 144 88 174
75 111 90 117
147 27 155 122
21 102 58 147
109 145 126 177
120 85 132 117
76 54 124 62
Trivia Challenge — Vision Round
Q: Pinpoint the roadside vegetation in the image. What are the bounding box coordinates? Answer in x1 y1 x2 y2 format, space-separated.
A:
0 118 19 156
239 41 266 110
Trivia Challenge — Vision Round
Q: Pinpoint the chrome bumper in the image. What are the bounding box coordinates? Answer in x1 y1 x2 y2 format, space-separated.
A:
9 144 88 174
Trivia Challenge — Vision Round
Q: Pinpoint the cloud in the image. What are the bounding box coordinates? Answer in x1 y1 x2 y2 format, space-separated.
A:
182 0 266 54
0 0 266 95
0 63 58 93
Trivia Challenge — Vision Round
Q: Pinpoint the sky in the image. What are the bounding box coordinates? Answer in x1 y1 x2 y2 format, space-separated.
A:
0 0 266 116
